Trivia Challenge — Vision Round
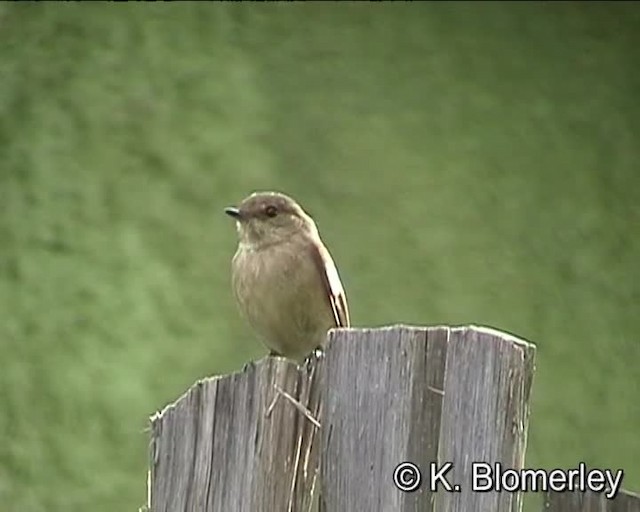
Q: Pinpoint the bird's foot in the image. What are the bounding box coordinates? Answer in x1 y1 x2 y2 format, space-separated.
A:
303 347 325 371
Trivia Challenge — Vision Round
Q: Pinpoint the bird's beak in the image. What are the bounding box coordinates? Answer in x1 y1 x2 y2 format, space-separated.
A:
224 206 242 220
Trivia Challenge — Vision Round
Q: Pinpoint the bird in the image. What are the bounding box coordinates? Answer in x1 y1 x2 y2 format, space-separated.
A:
225 191 350 361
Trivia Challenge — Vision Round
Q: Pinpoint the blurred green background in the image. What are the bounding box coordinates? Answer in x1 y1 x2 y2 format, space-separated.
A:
1 2 638 511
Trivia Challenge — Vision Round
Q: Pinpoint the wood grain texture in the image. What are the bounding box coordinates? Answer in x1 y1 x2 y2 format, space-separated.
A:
436 326 536 512
147 325 542 512
320 325 449 511
320 325 536 512
544 489 640 512
148 354 323 512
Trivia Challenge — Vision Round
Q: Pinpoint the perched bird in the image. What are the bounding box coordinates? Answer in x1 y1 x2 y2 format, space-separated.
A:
225 191 350 361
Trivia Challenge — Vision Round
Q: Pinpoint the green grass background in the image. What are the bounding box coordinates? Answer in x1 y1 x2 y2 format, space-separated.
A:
1 3 638 511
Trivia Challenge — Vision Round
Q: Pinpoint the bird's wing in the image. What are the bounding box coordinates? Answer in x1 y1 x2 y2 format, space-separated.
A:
309 241 350 328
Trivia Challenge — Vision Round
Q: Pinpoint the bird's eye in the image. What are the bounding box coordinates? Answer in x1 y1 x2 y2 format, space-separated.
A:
265 205 278 218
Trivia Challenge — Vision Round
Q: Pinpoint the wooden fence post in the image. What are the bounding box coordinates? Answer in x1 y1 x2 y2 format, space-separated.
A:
320 325 536 512
148 356 324 512
146 325 640 511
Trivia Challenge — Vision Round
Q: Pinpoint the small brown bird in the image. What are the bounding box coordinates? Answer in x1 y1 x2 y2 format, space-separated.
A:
225 191 350 361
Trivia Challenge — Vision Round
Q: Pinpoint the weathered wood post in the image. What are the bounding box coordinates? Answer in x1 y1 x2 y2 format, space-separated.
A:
320 325 535 512
146 324 537 511
148 356 324 511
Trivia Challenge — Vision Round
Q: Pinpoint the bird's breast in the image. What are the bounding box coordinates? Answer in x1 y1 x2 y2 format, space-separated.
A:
231 241 333 357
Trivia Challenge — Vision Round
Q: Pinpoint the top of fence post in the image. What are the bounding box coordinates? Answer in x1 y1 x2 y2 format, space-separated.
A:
146 324 537 512
148 356 323 512
320 324 536 512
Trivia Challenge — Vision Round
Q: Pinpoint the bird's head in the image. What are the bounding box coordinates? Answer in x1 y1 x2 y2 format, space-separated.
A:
225 191 317 248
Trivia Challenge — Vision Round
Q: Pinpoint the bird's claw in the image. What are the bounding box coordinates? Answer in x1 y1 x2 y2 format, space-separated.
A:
303 347 324 371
